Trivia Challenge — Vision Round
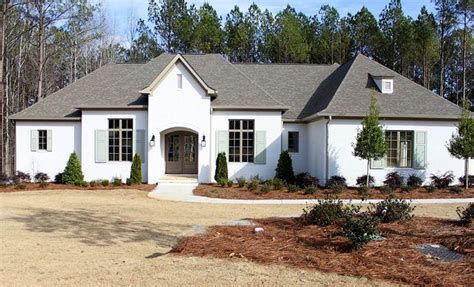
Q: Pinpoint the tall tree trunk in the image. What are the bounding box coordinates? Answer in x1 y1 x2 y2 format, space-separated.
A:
366 159 370 187
37 5 45 101
465 158 469 189
462 12 467 103
0 0 7 175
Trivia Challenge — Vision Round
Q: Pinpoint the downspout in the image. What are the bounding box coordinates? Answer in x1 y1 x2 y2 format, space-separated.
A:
209 105 213 183
325 115 332 185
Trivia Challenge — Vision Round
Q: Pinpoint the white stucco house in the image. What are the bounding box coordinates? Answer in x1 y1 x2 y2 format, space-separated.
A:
9 53 466 186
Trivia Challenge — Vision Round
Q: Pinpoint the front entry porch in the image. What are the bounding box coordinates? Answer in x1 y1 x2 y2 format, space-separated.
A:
165 131 198 174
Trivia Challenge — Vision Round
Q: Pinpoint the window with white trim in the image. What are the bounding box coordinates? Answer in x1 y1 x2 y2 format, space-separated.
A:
108 119 133 161
385 130 413 168
229 119 254 163
288 131 299 153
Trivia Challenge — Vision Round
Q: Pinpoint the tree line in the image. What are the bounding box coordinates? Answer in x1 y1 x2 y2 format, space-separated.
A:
1 0 473 175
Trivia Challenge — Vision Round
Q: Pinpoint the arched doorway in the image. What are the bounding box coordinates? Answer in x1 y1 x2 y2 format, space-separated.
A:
165 131 198 174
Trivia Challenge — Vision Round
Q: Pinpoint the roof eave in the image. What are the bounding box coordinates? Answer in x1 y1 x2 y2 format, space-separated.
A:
212 105 289 111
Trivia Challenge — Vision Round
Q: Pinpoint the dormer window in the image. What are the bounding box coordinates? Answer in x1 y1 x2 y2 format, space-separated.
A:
372 75 394 94
177 74 183 89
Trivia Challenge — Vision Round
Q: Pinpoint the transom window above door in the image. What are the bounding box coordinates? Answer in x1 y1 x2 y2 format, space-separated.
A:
108 119 133 161
229 119 254 163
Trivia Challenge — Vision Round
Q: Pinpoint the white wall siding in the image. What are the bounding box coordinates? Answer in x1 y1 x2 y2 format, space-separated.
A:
147 62 211 183
307 119 327 184
15 121 81 180
327 119 464 186
211 110 282 181
282 123 308 174
81 110 148 182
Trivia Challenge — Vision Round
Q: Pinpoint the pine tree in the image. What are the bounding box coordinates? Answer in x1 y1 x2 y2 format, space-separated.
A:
194 3 224 53
275 150 295 184
62 152 84 184
214 152 228 182
129 153 142 184
353 92 386 187
447 101 474 188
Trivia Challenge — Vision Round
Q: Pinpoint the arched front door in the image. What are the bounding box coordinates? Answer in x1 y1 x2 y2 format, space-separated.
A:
165 132 198 174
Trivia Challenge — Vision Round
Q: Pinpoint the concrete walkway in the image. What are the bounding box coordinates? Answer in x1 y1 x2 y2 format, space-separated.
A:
148 184 474 205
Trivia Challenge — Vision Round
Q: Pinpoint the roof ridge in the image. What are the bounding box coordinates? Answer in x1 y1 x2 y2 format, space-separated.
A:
228 56 287 107
235 62 339 67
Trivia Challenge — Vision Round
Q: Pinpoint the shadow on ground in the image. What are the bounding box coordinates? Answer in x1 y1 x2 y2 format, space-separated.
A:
7 208 190 247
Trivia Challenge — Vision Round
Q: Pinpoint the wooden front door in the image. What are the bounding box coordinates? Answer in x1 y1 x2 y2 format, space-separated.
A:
165 132 198 174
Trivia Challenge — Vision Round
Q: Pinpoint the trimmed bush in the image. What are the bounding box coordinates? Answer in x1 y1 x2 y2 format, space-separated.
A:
356 175 374 187
237 177 246 188
247 179 259 191
370 198 415 223
275 151 295 184
259 183 270 193
430 172 454 189
379 185 394 195
90 180 98 187
326 176 347 188
287 184 298 193
214 152 228 182
34 172 49 182
126 178 132 186
456 203 473 225
358 186 370 199
383 172 404 188
407 174 423 187
54 172 64 184
227 180 233 188
295 172 319 188
13 171 31 184
129 153 142 184
302 198 359 226
343 212 380 250
423 185 437 193
330 184 346 194
304 185 318 195
272 178 283 190
62 152 84 184
101 179 109 187
112 177 122 186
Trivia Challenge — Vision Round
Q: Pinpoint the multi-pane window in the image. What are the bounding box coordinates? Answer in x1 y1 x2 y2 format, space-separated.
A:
229 119 254 163
385 130 413 168
108 119 133 161
288 131 299 153
38 130 47 150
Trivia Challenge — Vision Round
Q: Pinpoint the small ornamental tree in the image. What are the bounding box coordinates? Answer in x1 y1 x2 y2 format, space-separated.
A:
447 101 474 189
214 152 228 182
129 153 142 184
62 152 84 184
353 93 386 187
275 150 295 184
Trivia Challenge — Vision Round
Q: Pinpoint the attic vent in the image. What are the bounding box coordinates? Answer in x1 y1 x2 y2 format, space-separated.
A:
372 75 394 94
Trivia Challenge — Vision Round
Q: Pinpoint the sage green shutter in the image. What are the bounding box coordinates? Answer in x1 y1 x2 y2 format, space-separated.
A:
216 130 228 155
371 157 385 169
413 131 427 169
95 130 108 163
30 130 38 152
134 129 146 163
254 131 266 164
46 130 52 152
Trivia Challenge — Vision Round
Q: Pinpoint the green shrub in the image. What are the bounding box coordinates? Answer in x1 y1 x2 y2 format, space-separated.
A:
356 175 374 187
370 198 415 223
304 185 318 195
379 185 394 195
129 153 142 184
54 172 64 184
126 178 132 186
112 177 122 187
302 198 359 227
326 176 347 188
247 179 259 191
330 184 346 194
62 152 84 184
343 212 380 250
15 184 26 190
358 186 370 199
237 177 246 188
275 151 295 184
450 185 462 193
34 172 49 183
430 172 454 189
456 203 473 225
90 180 98 187
214 152 228 182
101 179 109 187
259 183 270 193
287 184 298 193
383 172 404 188
13 171 31 184
217 178 226 187
295 172 319 188
74 180 88 187
272 178 283 190
400 185 415 193
423 185 437 193
39 182 49 188
227 180 233 188
407 174 423 187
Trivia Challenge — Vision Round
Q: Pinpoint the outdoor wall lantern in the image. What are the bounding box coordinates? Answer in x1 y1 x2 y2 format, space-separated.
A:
150 134 156 147
201 135 206 147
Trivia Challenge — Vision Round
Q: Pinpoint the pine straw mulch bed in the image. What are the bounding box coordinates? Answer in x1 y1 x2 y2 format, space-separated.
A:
0 183 156 193
194 184 474 200
172 216 474 286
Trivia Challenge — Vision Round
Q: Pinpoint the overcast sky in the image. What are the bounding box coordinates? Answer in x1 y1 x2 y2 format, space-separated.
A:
99 0 436 45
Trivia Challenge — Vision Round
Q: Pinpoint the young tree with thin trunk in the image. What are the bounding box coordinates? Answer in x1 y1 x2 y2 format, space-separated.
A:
447 101 474 189
353 92 386 187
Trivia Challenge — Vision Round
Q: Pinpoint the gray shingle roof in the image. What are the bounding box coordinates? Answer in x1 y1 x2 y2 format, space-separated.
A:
10 53 462 121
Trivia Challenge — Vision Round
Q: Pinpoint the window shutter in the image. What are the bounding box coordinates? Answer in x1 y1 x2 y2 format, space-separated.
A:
95 130 108 163
215 130 228 155
134 129 146 163
254 131 266 164
46 130 53 152
414 131 427 169
371 157 385 169
31 130 38 152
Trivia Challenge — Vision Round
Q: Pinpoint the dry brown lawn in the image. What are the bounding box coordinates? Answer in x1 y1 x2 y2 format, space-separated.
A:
0 189 468 286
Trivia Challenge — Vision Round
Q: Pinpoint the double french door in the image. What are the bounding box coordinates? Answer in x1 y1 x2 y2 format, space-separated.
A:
165 132 198 174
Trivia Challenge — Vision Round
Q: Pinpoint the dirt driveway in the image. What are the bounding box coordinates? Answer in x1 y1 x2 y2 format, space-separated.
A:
0 189 466 286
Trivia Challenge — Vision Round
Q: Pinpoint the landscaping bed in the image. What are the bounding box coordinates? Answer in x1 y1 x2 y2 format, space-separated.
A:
194 184 474 200
173 216 474 286
0 183 155 193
